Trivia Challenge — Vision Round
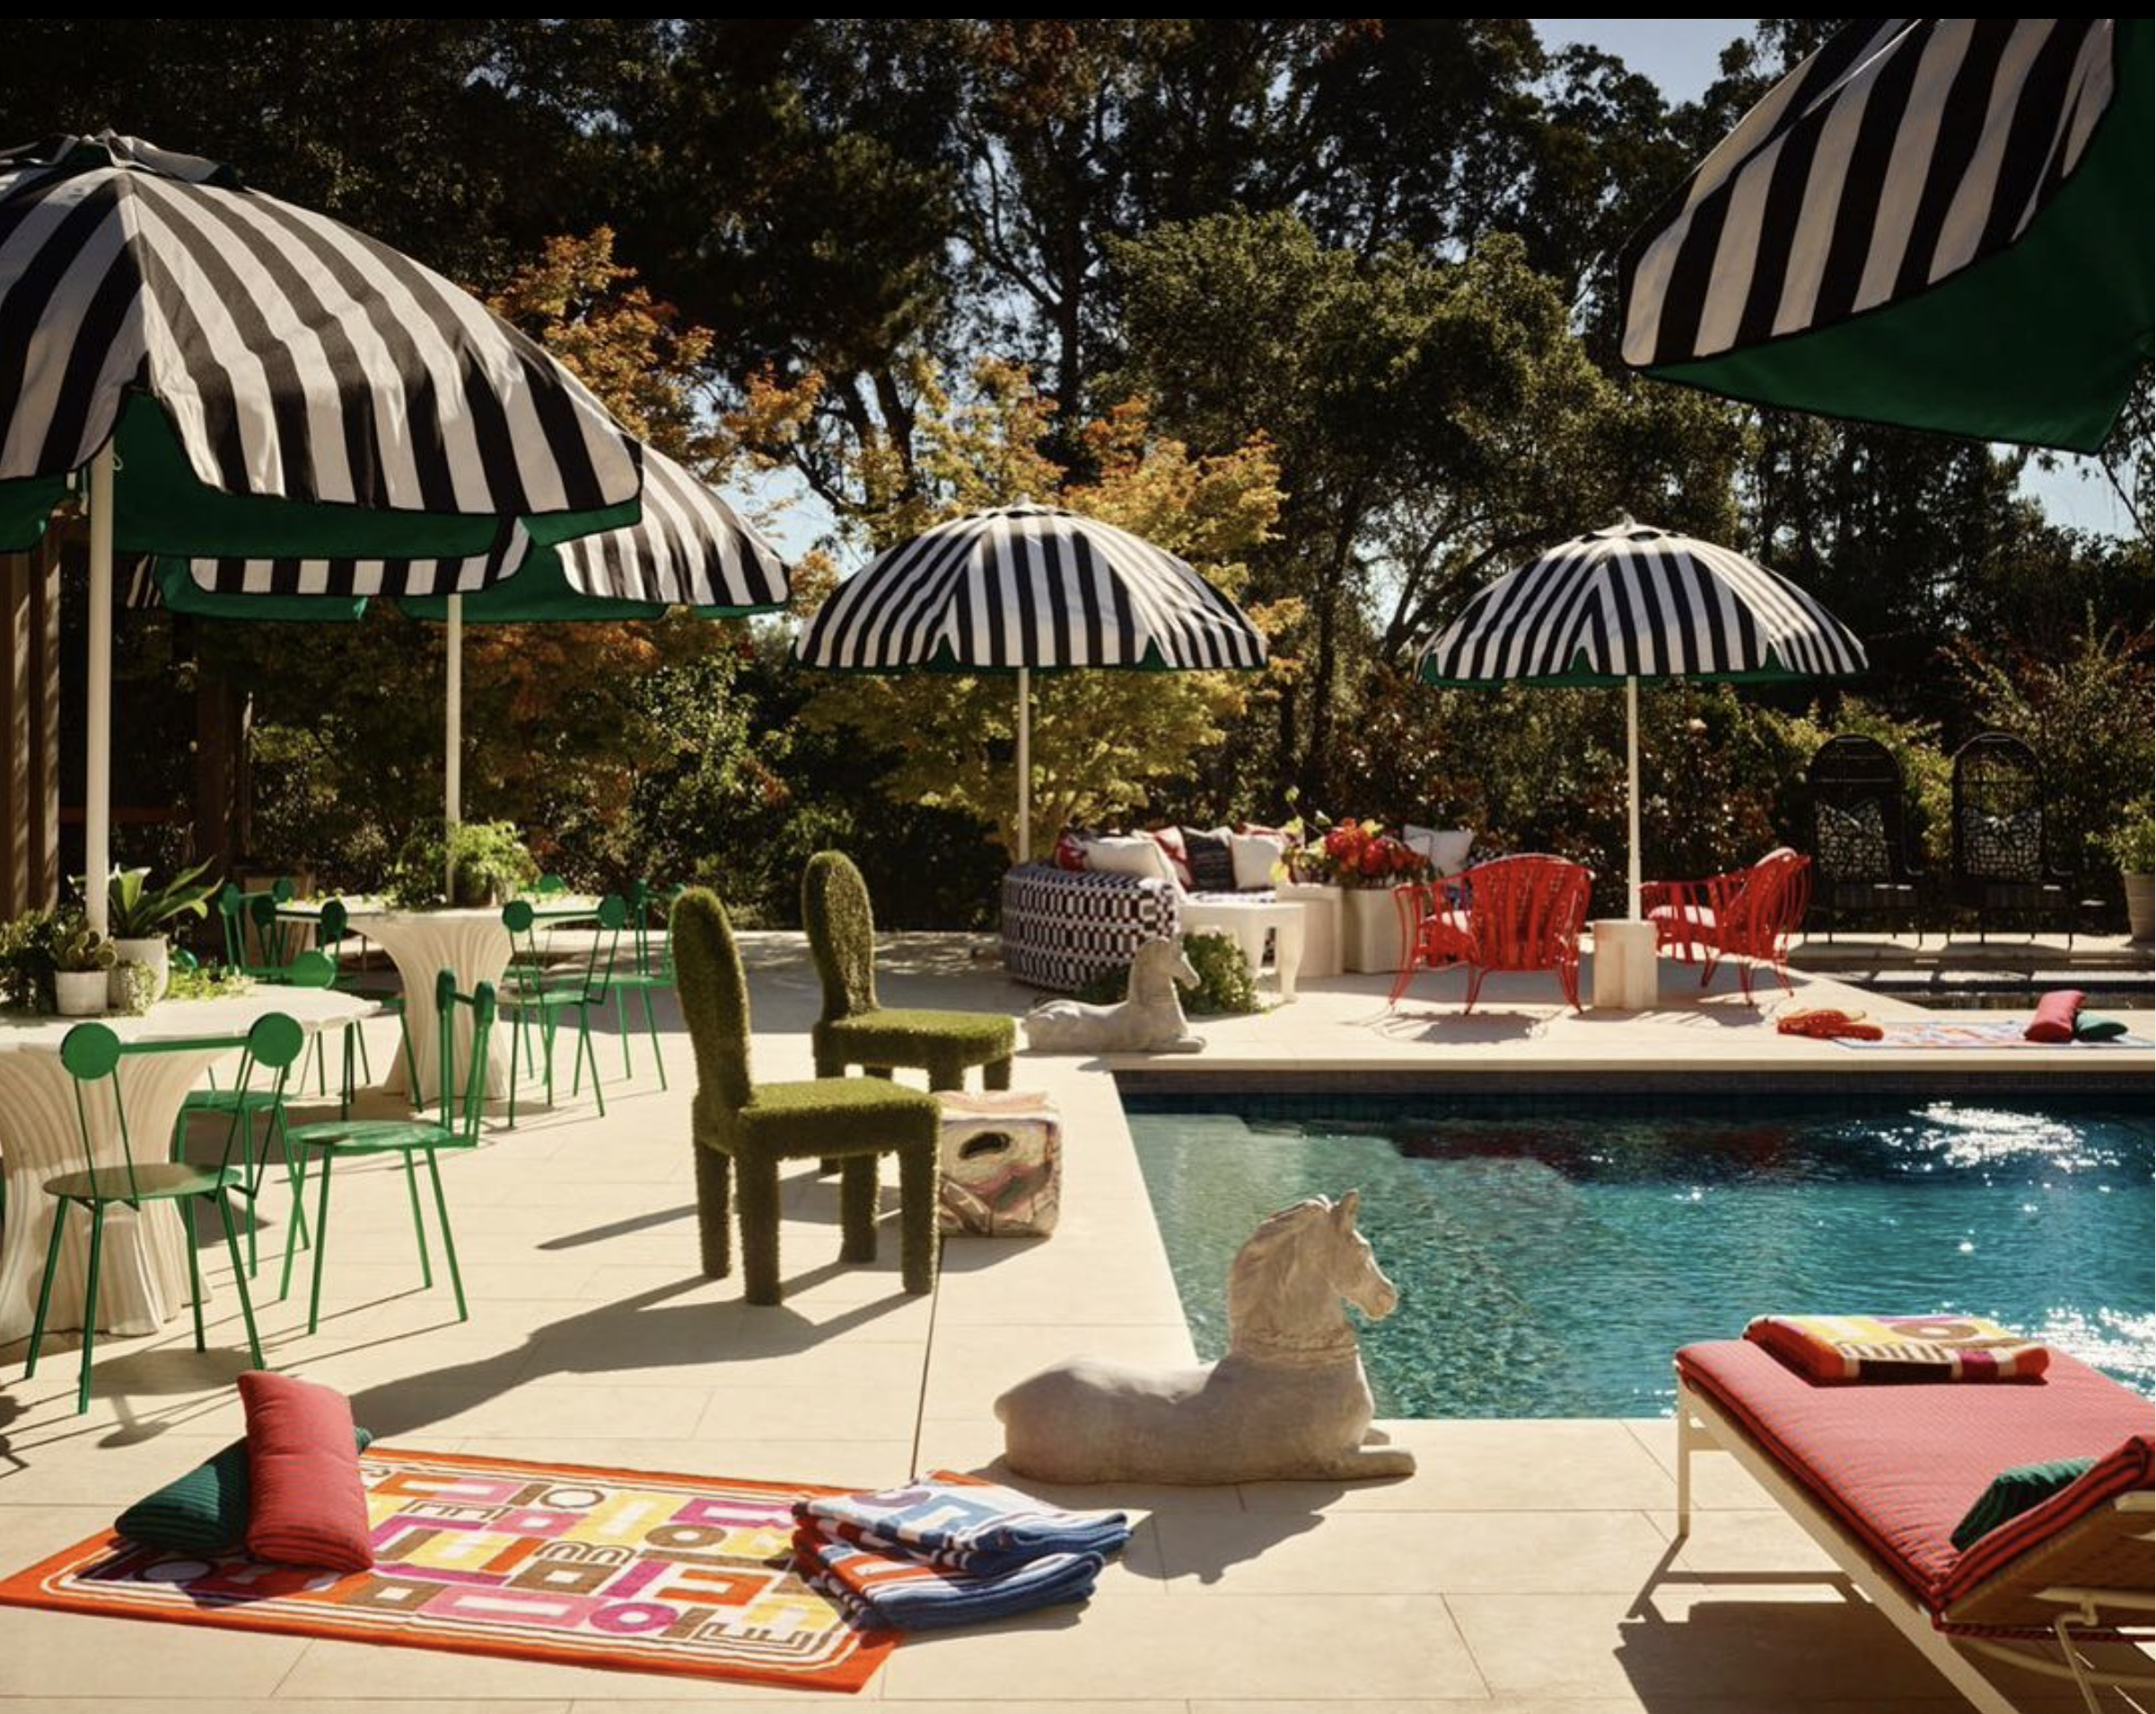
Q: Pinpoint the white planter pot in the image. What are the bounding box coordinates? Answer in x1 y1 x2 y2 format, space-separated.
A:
55 970 110 1017
110 936 170 1004
2125 870 2154 943
1342 887 1411 974
1276 881 1344 979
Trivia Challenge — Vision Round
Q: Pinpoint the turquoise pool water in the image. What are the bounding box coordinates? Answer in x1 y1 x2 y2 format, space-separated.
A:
1125 1093 2156 1418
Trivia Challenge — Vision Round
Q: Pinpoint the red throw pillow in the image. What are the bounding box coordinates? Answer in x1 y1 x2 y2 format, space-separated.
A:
238 1371 374 1572
2024 989 2084 1044
1144 827 1193 888
1053 831 1089 872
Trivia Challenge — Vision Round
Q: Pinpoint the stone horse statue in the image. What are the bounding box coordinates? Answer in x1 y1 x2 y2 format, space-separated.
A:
995 1191 1415 1483
1021 935 1204 1054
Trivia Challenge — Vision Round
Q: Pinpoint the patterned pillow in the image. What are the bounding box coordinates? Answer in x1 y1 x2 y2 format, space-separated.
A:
1960 804 2042 881
117 1428 373 1555
1144 827 1193 888
1052 831 1089 872
1179 827 1236 893
1815 799 1891 881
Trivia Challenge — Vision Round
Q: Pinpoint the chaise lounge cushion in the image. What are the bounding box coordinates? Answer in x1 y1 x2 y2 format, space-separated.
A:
1677 1339 2153 1605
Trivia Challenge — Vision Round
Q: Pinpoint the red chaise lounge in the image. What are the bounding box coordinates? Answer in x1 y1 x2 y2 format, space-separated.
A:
1674 1338 2153 1712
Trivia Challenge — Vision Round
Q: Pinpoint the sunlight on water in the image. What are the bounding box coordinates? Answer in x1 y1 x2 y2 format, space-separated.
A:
1127 1096 2156 1419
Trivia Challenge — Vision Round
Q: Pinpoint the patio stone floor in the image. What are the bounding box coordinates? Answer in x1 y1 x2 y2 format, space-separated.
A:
0 931 2146 1711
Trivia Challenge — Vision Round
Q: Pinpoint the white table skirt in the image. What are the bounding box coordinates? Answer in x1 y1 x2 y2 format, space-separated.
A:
0 987 378 1342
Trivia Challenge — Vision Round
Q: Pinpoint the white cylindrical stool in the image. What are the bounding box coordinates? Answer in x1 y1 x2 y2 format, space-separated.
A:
1591 918 1660 1010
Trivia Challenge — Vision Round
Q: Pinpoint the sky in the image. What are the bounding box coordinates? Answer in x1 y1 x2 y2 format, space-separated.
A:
1533 17 2134 539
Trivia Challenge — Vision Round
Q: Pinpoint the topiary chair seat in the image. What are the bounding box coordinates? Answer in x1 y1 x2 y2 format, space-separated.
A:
673 885 940 1306
803 852 1016 1090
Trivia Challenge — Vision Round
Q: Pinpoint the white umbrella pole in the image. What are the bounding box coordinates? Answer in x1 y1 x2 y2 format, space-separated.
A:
1626 675 1642 921
444 592 462 900
83 445 116 933
1015 666 1030 865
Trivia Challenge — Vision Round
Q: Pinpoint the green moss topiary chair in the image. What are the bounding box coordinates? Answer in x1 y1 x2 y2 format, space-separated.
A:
802 852 1016 1093
671 886 941 1306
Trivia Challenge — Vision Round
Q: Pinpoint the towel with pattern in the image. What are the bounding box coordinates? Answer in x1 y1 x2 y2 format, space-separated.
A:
792 1478 1130 1576
1746 1314 2050 1384
792 1526 1105 1631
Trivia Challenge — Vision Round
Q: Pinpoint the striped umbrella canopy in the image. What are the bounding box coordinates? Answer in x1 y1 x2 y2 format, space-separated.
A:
0 130 644 926
1618 18 2152 454
1417 519 1867 915
143 445 792 896
796 503 1267 859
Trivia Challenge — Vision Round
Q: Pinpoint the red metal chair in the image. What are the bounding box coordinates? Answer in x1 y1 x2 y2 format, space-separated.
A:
1390 854 1592 1012
1642 847 1813 1003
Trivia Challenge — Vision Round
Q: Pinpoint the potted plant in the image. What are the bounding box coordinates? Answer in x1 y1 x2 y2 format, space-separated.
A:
387 819 540 909
1293 819 1434 973
106 857 220 1003
2108 800 2154 942
53 918 117 1017
0 908 61 1013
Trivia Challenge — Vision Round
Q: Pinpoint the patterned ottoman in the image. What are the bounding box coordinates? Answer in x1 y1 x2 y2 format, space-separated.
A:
935 1090 1061 1237
999 861 1180 992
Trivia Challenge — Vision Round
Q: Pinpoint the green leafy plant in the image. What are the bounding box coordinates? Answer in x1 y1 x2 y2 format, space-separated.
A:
386 820 540 908
110 960 160 1015
0 909 61 1012
2107 800 2155 874
165 962 255 1001
1073 930 1261 1016
54 918 118 974
107 858 222 939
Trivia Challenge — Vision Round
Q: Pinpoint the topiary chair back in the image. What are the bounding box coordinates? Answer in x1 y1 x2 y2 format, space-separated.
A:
802 851 879 1021
670 887 755 1115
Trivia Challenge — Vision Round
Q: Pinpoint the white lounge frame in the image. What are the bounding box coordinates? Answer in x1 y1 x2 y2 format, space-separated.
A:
1676 1380 2154 1714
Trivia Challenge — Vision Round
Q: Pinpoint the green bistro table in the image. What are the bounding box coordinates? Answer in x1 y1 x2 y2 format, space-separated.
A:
0 985 379 1342
276 898 601 1103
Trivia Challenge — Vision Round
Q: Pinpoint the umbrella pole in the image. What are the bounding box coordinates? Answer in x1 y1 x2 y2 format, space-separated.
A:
84 445 116 933
444 592 462 901
1626 675 1642 921
1015 666 1030 865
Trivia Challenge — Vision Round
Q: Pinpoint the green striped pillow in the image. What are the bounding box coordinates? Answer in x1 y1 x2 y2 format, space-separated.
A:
1950 1456 2095 1552
116 1428 373 1555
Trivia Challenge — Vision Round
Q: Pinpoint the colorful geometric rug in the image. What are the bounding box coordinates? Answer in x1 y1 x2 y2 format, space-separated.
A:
1832 1019 2153 1050
0 1447 895 1693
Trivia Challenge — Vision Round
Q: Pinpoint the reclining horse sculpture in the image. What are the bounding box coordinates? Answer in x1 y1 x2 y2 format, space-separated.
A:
995 1191 1415 1483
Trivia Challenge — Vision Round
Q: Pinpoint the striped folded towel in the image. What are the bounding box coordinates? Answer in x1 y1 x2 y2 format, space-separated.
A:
793 1526 1105 1631
1747 1314 2049 1384
792 1477 1130 1576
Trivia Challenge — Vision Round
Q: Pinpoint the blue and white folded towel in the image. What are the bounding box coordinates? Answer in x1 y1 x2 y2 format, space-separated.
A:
793 1526 1106 1631
792 1477 1131 1577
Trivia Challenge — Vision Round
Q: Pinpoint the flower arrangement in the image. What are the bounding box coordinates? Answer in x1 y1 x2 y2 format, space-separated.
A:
1286 818 1433 890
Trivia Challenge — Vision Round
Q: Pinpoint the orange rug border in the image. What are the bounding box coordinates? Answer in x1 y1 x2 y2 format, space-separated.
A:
0 1444 897 1695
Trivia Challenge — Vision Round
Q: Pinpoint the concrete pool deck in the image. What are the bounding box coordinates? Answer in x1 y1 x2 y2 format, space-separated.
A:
0 930 2145 1712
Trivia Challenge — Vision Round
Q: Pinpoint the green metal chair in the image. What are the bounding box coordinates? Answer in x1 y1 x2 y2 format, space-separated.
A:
673 887 940 1306
215 879 300 975
803 851 1016 1091
604 879 675 1089
27 1016 289 1413
280 970 495 1332
500 895 625 1124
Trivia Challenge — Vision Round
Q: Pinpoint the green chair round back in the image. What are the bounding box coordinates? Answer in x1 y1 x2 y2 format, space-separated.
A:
244 1011 307 1072
59 1022 124 1083
801 852 879 1021
285 949 337 988
670 888 753 1112
317 898 350 947
536 874 567 897
502 900 537 934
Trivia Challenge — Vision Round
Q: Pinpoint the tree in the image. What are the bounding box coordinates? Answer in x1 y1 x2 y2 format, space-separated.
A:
760 363 1289 860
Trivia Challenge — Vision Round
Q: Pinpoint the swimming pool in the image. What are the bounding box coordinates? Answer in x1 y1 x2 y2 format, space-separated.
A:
1124 1091 2155 1419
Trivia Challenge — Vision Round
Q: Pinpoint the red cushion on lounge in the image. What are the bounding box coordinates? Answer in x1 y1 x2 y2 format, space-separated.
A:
1677 1340 2153 1605
238 1371 374 1572
2024 989 2085 1043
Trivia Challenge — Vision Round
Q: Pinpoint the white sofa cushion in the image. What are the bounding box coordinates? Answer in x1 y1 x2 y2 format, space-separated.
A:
1085 835 1178 886
1228 831 1290 890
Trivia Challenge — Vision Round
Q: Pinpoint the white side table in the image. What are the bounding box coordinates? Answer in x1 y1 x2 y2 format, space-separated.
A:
1591 918 1660 1010
1276 881 1344 979
1180 898 1307 1002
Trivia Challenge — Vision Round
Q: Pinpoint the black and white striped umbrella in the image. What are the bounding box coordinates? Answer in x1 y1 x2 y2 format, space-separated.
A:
0 130 645 928
1418 520 1866 914
1618 18 2150 452
796 503 1266 858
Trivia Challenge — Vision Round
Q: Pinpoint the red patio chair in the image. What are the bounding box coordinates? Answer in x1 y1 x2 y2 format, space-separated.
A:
1391 854 1591 1012
1642 847 1812 1003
